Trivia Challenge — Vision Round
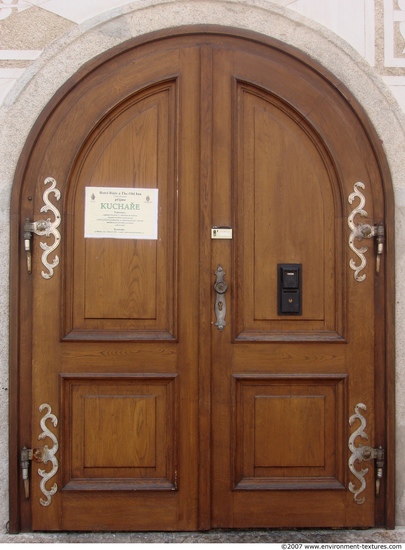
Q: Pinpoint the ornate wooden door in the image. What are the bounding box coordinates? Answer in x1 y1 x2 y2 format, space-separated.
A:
208 42 390 528
11 30 393 532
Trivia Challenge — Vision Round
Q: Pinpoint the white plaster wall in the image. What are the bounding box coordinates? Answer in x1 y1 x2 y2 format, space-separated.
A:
1 0 405 530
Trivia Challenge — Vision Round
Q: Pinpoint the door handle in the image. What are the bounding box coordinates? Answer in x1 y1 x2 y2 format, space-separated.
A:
213 266 228 331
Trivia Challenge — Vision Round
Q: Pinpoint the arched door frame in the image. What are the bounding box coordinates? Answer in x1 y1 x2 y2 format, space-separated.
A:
8 20 395 532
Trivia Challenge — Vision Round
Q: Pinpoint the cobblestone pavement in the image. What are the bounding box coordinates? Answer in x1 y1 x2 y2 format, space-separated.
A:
0 528 404 544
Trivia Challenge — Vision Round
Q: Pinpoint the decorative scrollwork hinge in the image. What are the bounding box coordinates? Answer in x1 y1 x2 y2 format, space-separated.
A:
348 182 385 281
20 403 59 506
348 403 385 504
23 177 61 279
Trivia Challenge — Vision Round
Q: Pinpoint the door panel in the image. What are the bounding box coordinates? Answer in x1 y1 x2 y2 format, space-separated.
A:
233 375 346 490
234 81 341 338
210 43 382 528
27 41 201 531
13 32 390 531
66 82 177 339
61 374 177 491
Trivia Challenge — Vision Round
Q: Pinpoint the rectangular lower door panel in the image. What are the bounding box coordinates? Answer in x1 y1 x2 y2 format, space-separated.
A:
61 374 177 491
233 375 347 491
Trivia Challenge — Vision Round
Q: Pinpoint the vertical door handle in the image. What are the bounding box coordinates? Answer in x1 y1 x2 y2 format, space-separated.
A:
213 266 228 331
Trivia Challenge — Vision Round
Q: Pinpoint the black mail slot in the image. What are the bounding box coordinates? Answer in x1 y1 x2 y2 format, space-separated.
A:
278 264 302 315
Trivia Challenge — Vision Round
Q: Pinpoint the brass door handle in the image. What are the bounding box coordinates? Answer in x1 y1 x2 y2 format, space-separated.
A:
213 266 228 331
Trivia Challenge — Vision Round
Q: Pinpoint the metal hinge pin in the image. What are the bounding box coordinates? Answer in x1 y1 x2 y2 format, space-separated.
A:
20 447 33 499
356 222 385 275
375 446 385 496
23 218 51 275
359 445 385 497
20 446 48 499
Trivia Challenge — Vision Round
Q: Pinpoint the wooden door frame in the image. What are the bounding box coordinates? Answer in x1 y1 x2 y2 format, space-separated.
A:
8 26 395 532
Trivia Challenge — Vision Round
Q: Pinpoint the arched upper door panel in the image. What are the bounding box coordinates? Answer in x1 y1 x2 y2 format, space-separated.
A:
65 81 179 340
233 79 341 339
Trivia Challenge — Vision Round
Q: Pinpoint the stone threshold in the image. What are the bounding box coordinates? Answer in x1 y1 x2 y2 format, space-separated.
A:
0 528 404 544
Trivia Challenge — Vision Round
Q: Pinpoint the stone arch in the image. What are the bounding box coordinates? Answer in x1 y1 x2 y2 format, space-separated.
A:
2 0 403 528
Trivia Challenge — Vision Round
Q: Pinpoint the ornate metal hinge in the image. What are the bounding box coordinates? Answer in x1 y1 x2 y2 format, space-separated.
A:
23 177 61 279
348 182 385 281
348 403 385 504
20 403 59 506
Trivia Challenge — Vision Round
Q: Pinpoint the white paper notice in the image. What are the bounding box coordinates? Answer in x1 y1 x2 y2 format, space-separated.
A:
85 187 158 239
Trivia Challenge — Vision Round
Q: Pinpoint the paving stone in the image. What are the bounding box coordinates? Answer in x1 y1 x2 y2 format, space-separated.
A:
0 528 405 544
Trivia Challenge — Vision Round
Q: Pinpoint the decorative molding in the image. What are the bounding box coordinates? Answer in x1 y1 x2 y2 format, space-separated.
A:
0 50 42 60
382 75 405 113
384 0 405 66
0 0 30 20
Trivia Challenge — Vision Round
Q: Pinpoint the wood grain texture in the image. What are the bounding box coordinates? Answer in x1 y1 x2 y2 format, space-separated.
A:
9 29 394 532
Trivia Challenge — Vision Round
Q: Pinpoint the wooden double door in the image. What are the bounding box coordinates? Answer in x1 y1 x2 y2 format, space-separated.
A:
11 30 393 531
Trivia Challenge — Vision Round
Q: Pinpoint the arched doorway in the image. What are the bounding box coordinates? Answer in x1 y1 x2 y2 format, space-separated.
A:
10 27 395 531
